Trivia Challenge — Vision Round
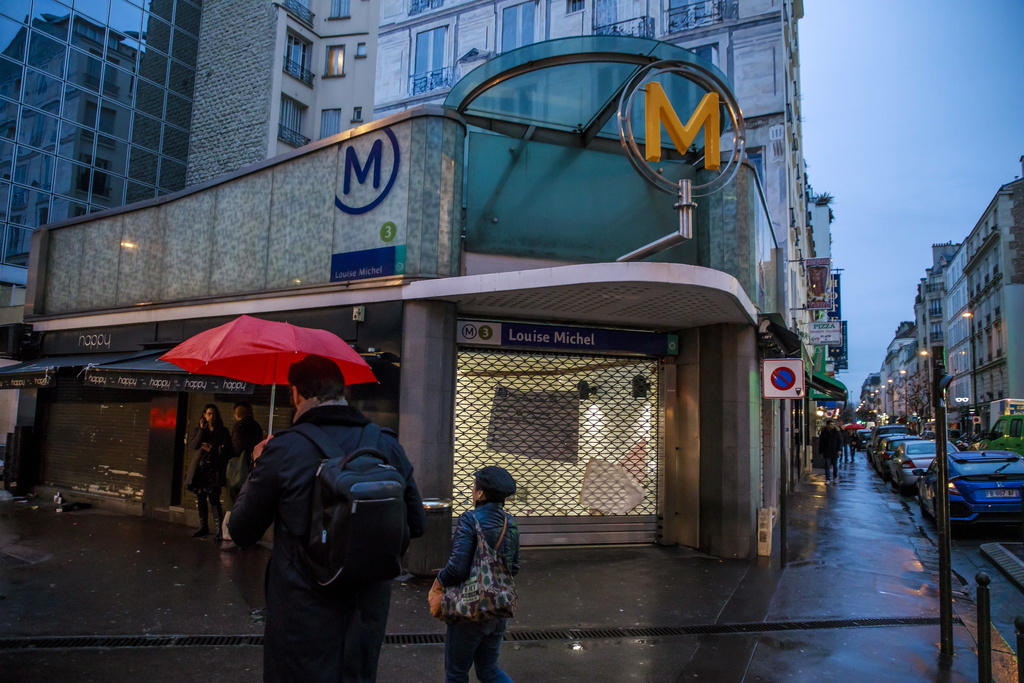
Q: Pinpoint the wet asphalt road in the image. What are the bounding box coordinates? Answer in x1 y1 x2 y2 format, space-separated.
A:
1 448 1020 681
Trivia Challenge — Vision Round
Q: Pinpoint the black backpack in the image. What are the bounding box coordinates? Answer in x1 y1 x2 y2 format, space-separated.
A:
291 422 410 588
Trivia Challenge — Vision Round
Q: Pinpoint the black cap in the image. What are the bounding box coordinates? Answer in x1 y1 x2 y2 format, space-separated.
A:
474 466 516 499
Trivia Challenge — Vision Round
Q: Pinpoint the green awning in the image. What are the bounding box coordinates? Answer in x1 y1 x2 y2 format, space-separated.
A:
810 371 847 402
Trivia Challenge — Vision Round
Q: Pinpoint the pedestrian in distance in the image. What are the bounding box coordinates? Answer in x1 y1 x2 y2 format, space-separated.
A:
228 354 426 683
219 401 264 549
818 419 842 484
841 426 853 463
430 466 521 683
185 403 233 538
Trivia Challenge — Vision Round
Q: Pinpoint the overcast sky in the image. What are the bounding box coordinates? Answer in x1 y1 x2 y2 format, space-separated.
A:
798 0 1024 392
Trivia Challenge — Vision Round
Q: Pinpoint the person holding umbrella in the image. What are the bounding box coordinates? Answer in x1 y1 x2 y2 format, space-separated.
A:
185 404 233 538
228 354 426 682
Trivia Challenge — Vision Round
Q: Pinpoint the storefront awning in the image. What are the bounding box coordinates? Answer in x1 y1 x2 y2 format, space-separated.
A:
810 371 848 402
0 352 142 389
83 350 255 394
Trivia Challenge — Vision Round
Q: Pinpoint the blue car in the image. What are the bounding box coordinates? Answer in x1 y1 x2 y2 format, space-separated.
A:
916 451 1024 524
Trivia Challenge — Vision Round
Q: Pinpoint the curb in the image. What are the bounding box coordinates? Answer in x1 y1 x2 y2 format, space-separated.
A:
981 542 1024 593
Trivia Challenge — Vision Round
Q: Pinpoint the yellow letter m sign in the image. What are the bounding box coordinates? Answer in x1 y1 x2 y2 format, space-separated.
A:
644 82 720 169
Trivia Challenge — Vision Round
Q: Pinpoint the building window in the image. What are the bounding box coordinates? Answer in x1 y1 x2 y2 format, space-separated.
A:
326 46 345 77
278 96 309 147
567 0 584 13
356 42 367 58
321 109 342 138
692 44 718 66
284 34 314 85
351 106 363 122
410 26 451 95
502 2 536 52
330 0 352 17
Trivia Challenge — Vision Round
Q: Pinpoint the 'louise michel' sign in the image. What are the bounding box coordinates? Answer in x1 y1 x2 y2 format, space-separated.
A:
457 321 678 356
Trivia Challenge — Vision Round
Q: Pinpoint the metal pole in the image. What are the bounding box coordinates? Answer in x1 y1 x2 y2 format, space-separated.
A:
977 572 991 682
780 398 788 567
1015 617 1024 683
934 347 953 656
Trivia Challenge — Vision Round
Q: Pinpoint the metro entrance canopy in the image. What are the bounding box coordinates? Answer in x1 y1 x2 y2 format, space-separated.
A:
443 36 731 159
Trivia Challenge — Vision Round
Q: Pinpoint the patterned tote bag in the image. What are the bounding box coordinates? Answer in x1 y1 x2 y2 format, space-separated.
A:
441 514 518 623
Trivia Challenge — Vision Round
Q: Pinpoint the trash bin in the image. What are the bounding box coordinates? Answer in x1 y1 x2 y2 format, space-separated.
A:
405 498 452 577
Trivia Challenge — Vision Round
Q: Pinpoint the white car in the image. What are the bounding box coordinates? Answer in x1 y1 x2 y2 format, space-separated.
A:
888 440 959 492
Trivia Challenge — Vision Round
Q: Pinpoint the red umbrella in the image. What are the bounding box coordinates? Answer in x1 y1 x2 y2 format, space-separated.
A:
843 423 865 430
159 315 377 386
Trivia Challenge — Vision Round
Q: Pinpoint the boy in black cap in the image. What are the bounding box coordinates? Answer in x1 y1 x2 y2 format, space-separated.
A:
431 466 520 682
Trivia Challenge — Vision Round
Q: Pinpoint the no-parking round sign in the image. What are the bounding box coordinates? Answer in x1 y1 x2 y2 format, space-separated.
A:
762 359 805 399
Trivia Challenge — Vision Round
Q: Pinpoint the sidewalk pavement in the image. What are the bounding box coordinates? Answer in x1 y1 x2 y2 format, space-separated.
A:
0 456 1017 682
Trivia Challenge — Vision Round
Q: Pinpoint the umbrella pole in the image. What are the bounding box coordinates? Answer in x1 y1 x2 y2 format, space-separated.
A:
268 384 276 434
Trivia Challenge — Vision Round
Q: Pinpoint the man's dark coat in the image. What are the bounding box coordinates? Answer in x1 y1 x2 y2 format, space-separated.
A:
229 404 426 682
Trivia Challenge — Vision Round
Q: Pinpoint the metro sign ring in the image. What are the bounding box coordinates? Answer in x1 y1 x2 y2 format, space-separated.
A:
617 59 746 198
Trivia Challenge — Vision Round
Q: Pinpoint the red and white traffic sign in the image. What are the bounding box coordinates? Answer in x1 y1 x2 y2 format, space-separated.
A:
762 359 806 399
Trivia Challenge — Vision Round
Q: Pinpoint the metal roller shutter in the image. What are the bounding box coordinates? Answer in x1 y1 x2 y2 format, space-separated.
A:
40 377 153 503
454 349 661 545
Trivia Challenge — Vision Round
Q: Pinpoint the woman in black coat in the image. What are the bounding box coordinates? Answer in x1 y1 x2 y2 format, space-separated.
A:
186 404 233 538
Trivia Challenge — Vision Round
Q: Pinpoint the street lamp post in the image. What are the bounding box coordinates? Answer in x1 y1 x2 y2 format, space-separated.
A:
899 369 908 426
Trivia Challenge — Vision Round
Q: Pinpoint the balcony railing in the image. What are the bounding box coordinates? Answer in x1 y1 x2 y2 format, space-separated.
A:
666 0 725 33
929 332 943 343
594 16 655 39
409 67 454 96
277 124 309 148
283 57 314 85
410 0 444 15
281 0 315 25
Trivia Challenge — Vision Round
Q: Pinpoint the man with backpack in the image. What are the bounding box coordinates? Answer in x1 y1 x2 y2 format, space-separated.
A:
229 354 426 682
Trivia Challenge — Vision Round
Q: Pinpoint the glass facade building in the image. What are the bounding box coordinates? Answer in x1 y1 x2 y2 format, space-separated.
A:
0 0 201 280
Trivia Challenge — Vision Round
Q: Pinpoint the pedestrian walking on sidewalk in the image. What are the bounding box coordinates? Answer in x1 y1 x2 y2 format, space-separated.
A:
185 404 232 538
818 420 842 483
430 466 521 683
841 427 853 462
228 355 426 683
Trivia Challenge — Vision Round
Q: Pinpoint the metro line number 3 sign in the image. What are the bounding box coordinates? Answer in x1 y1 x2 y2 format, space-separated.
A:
761 359 806 399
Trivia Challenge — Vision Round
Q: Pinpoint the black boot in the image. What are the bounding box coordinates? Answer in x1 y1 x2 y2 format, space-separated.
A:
192 524 210 537
212 504 225 541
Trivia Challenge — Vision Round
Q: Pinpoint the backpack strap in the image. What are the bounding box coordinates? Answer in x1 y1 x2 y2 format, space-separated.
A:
290 422 383 465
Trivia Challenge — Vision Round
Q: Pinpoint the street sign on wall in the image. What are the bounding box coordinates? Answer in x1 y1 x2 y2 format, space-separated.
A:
762 359 806 399
808 321 844 345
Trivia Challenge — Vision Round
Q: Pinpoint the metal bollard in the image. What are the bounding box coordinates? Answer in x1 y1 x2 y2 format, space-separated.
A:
1016 617 1024 683
977 572 991 683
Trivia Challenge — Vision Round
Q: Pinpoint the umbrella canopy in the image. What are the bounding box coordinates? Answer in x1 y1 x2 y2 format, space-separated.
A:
159 315 377 386
843 423 865 430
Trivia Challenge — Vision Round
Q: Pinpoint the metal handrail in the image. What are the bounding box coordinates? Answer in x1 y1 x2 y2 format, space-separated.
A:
409 67 453 96
593 16 655 39
283 57 314 85
665 0 724 32
277 124 309 148
281 0 315 25
410 0 444 15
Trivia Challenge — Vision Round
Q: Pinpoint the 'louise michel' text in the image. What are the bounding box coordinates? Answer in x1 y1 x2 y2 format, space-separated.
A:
508 329 596 346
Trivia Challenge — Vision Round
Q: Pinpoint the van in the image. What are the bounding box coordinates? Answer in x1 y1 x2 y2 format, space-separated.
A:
981 415 1024 458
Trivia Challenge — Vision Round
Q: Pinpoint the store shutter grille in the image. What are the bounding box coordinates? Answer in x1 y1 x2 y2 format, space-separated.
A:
454 350 661 545
40 377 152 502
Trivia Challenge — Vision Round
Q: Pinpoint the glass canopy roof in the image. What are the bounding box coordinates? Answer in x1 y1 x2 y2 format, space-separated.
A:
443 36 733 155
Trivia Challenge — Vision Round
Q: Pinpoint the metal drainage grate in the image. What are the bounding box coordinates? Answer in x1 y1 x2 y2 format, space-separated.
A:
0 553 31 569
0 618 958 651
